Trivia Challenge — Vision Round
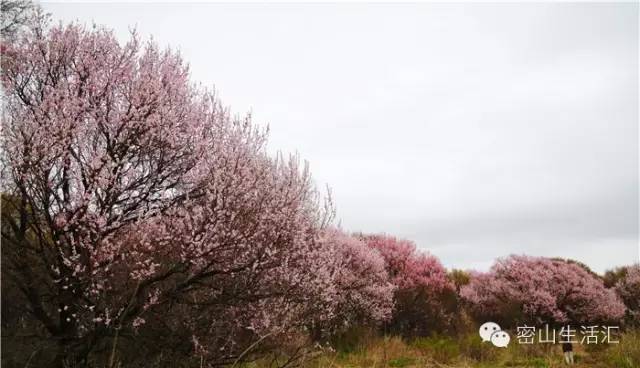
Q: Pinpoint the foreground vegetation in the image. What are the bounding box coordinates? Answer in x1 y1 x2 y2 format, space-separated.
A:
243 330 640 368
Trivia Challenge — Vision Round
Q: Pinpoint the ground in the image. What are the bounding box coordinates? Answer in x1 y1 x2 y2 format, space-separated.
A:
244 331 639 368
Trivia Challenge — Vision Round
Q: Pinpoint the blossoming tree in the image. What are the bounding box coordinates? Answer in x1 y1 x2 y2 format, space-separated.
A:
310 229 394 337
1 21 334 366
359 234 456 336
460 255 626 328
615 264 640 326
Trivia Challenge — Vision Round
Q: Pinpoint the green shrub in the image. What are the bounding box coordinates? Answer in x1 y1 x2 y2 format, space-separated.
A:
602 329 640 368
457 332 502 363
387 356 416 367
329 325 377 354
412 335 460 363
527 357 549 368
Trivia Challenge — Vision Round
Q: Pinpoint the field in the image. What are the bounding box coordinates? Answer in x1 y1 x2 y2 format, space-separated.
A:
242 330 640 368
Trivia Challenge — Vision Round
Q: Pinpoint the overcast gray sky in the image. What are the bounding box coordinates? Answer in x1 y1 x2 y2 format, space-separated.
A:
43 2 639 273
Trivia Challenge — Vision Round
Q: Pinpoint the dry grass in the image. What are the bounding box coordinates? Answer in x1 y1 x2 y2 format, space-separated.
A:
6 330 638 367
271 330 640 368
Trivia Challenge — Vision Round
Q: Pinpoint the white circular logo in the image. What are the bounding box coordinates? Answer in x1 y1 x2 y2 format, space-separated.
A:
490 330 510 348
479 321 501 342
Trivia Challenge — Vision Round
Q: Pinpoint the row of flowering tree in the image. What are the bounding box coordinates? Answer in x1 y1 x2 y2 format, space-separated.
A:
0 19 369 366
1 12 637 368
1 16 449 367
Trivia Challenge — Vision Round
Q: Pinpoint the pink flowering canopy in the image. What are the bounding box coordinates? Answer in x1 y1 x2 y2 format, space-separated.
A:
461 255 626 328
361 234 452 292
315 229 395 334
1 21 335 365
360 234 456 336
615 264 640 326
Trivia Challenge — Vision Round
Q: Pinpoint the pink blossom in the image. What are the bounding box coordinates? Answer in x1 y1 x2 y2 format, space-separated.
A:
314 229 395 333
461 255 626 327
360 234 456 335
615 264 640 326
2 21 335 364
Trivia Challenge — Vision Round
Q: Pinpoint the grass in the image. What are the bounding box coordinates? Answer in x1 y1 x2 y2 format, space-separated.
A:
601 329 640 368
7 329 637 367
265 330 640 368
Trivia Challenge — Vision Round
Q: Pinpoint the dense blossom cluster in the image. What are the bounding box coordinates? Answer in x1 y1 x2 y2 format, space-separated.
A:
360 235 456 336
615 264 640 326
461 255 626 328
316 229 395 333
362 235 452 291
1 22 337 365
